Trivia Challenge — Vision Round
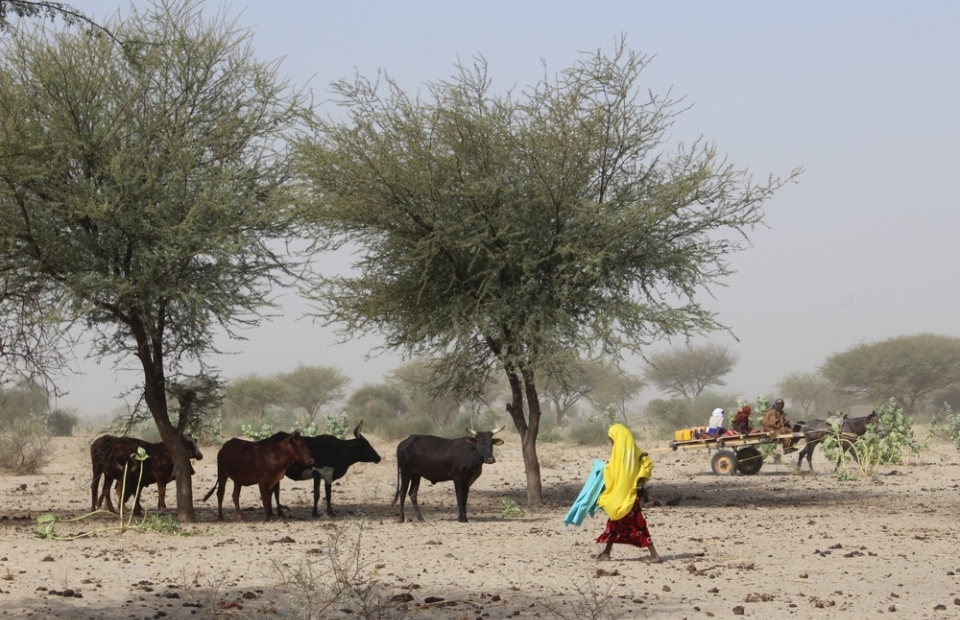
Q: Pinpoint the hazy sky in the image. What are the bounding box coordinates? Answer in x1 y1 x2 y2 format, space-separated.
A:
52 1 960 417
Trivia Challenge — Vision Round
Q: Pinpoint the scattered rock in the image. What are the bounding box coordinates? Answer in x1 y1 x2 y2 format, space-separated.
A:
41 556 55 562
268 536 296 545
424 596 445 604
391 593 414 603
662 585 671 592
595 568 619 578
732 605 745 615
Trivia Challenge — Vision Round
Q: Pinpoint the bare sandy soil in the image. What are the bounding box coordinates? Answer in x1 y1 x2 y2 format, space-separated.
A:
1 426 959 619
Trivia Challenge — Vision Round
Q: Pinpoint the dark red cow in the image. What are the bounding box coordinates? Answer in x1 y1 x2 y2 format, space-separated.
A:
90 434 203 515
393 426 505 523
202 431 314 522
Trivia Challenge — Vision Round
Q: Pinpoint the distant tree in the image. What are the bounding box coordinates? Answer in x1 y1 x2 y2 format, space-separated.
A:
588 365 646 423
539 361 598 427
222 375 285 425
299 42 796 505
344 382 407 432
0 377 50 425
821 333 960 415
776 371 831 414
388 359 461 428
0 1 308 521
278 364 350 423
644 344 738 402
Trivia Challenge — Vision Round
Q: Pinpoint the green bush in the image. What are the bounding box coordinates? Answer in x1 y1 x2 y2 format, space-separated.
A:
378 415 436 440
46 409 78 437
568 406 619 445
0 415 54 474
324 411 350 439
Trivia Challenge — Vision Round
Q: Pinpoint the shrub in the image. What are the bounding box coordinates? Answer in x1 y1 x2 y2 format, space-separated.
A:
568 406 619 445
0 415 54 474
46 409 78 437
324 411 350 439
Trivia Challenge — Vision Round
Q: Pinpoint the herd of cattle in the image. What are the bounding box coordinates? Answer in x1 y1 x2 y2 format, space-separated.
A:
89 422 507 523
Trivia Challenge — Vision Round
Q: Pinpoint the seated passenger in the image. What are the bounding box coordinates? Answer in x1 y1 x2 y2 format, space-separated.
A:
732 405 751 435
705 408 725 437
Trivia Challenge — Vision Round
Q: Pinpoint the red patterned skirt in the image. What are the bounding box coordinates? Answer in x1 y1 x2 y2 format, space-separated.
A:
596 498 653 548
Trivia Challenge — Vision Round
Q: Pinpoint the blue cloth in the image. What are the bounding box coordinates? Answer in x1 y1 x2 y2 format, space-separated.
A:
563 459 606 528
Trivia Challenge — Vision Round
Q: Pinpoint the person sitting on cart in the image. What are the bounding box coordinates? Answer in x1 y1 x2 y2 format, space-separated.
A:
705 408 725 437
732 405 751 435
762 398 797 452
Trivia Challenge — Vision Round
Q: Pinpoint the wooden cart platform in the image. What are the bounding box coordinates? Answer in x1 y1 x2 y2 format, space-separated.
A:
669 431 801 475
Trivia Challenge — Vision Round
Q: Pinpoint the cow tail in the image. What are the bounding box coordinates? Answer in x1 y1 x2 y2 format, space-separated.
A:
391 460 400 505
201 479 218 502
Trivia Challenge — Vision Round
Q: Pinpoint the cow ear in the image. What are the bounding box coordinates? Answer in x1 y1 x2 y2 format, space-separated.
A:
462 436 477 444
492 438 504 446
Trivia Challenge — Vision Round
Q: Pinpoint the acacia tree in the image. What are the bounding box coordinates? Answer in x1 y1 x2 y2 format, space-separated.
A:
278 364 350 423
298 41 797 505
776 371 831 414
821 333 960 415
0 1 307 521
644 343 738 402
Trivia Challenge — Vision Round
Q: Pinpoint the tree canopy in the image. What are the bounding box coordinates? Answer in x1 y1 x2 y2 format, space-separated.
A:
0 0 308 520
298 40 797 505
278 364 350 423
820 333 960 415
776 371 832 414
644 343 738 402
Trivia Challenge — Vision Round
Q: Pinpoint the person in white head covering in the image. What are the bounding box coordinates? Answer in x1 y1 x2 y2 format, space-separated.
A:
706 408 725 437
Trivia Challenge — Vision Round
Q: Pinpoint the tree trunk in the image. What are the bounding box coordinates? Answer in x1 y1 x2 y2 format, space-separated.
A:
503 366 543 508
132 317 197 523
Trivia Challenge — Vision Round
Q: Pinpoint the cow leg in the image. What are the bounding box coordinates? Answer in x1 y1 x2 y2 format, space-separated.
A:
215 477 227 521
132 482 145 517
311 475 322 518
156 481 167 512
454 479 469 523
397 474 411 523
91 471 101 512
324 478 334 517
232 481 244 521
272 484 285 517
258 483 274 523
408 475 424 522
102 477 117 513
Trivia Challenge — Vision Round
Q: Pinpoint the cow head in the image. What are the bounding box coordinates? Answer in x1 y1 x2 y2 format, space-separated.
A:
182 435 204 460
352 420 383 464
286 431 315 466
465 425 505 464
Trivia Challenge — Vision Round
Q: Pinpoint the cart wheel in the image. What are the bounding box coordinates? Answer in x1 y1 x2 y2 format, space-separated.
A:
710 449 738 476
736 447 763 475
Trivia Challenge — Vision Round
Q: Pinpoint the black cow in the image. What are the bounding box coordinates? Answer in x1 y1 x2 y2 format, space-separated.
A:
393 425 505 523
270 420 382 518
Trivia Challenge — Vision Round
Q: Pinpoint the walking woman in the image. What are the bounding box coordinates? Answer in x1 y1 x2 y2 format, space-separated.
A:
596 423 660 563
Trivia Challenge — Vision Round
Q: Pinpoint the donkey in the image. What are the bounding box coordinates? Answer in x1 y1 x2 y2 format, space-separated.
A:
793 411 886 472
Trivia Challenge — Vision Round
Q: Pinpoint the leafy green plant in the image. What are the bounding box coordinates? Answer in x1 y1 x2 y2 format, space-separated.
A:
35 447 157 540
241 421 319 441
324 411 350 439
939 402 960 450
501 497 526 518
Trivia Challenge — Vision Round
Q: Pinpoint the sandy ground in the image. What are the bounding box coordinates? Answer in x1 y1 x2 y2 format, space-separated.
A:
1 426 959 620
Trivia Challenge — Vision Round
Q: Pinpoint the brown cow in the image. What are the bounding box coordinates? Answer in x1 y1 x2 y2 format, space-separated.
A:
202 431 314 522
90 434 203 515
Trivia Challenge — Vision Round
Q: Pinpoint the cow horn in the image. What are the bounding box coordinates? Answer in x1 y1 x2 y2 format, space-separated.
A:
491 425 506 435
466 428 477 437
354 420 364 438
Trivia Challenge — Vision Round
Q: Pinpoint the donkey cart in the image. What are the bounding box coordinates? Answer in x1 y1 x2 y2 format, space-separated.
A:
669 431 800 476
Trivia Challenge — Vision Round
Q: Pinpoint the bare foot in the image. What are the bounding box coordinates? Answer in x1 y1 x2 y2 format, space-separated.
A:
642 556 662 564
596 552 611 561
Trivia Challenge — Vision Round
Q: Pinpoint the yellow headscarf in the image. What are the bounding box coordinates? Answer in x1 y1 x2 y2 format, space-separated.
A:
597 423 651 521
